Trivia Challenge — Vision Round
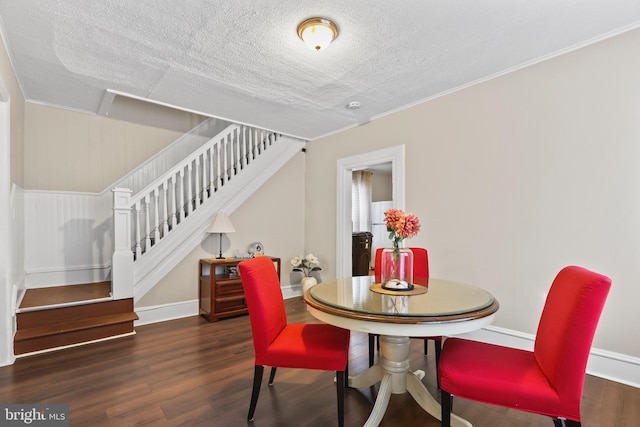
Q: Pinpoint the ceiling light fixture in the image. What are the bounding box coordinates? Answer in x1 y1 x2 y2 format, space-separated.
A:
297 17 338 52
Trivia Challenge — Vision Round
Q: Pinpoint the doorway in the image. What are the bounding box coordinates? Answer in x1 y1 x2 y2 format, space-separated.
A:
335 145 405 278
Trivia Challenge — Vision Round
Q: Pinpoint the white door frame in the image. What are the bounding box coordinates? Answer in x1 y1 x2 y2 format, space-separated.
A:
335 145 405 278
0 77 15 366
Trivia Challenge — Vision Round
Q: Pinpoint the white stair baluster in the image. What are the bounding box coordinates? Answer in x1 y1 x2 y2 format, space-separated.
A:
249 128 258 160
194 157 201 207
218 137 225 187
239 126 246 169
202 151 209 200
186 162 193 215
253 129 257 156
153 188 160 243
226 134 232 182
221 137 228 186
144 195 151 252
231 128 237 176
178 169 185 222
162 182 169 235
169 175 176 229
208 146 215 193
134 200 142 259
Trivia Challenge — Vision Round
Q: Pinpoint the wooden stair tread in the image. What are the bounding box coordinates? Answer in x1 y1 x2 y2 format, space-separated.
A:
20 282 111 309
15 285 137 356
15 312 139 341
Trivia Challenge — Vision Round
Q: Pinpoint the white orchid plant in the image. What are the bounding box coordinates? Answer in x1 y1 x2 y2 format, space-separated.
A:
290 254 321 277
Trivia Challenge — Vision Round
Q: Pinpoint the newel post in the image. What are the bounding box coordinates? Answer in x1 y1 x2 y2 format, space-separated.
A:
112 188 134 300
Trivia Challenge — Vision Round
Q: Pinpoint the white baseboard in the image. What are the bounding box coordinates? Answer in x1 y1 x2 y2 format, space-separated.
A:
134 299 199 326
135 285 303 326
457 326 640 389
282 284 303 299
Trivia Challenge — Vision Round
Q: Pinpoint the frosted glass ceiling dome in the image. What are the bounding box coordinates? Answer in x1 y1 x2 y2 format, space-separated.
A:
297 17 338 51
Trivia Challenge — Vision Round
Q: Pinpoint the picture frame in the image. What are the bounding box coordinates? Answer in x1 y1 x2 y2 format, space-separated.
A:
225 266 239 278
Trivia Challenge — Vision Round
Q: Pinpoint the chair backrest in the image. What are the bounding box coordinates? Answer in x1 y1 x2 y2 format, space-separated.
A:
238 257 287 363
533 266 611 419
374 247 429 284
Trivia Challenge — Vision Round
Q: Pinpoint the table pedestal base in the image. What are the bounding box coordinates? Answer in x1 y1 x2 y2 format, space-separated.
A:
348 335 472 427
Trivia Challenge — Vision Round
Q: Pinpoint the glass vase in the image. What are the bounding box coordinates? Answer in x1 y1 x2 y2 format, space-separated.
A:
380 247 414 289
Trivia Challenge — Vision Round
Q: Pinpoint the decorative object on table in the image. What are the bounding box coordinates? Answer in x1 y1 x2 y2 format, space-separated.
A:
380 208 421 290
208 212 236 259
234 250 253 259
291 254 322 293
248 242 264 257
225 266 239 278
369 281 427 296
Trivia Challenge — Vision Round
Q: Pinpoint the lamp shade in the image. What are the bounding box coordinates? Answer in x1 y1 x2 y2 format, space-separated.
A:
208 212 236 234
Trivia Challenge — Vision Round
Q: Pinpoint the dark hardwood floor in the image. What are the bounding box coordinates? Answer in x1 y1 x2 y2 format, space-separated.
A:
19 282 112 309
1 297 638 426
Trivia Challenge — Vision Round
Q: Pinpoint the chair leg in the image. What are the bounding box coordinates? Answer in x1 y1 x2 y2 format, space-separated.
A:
248 365 264 421
345 362 349 388
424 338 429 355
435 339 442 389
336 370 346 427
268 367 277 385
441 390 452 427
553 420 563 427
559 420 581 427
368 334 375 366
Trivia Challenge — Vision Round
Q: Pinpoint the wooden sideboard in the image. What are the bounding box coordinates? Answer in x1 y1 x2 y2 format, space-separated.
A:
199 257 281 322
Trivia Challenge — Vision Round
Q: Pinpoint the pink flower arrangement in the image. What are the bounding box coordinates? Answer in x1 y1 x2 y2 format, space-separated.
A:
384 208 421 249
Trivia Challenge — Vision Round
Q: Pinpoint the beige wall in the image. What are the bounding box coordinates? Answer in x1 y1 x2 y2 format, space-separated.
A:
305 28 640 358
138 151 306 306
22 103 192 192
0 34 25 187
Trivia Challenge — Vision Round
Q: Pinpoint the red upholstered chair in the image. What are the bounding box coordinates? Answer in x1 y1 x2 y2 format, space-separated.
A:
369 247 440 369
438 266 611 427
238 256 350 427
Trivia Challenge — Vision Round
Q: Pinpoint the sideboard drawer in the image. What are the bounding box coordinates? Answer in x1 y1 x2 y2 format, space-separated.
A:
215 295 247 313
215 279 244 296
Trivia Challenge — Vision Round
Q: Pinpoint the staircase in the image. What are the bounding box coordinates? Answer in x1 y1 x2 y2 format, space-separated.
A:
14 119 305 356
14 283 137 356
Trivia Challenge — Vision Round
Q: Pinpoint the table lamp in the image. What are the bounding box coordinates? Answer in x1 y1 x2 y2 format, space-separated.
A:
208 212 236 259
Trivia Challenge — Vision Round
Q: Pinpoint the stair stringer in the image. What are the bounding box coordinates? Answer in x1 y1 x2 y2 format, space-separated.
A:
132 136 305 302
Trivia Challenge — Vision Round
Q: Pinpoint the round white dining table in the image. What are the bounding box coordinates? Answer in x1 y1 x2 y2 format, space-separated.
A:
304 275 499 427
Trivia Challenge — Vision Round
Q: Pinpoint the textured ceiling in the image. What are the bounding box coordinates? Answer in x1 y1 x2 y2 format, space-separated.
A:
1 1 640 140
